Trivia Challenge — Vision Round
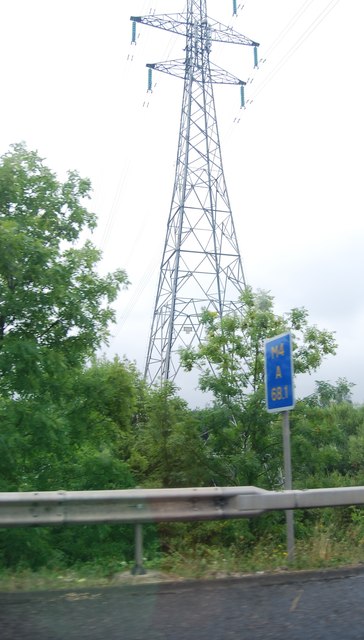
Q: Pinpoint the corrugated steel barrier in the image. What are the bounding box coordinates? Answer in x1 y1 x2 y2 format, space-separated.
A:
1 485 364 528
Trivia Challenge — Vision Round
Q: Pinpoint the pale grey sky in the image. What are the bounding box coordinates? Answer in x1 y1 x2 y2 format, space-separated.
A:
1 0 363 405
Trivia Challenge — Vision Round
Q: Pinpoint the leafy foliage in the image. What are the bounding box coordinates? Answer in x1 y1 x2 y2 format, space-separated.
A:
180 287 337 407
0 143 128 400
306 378 355 407
129 382 210 488
179 287 337 488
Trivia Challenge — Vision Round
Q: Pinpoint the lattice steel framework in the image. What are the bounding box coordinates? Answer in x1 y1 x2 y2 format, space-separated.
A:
131 2 258 384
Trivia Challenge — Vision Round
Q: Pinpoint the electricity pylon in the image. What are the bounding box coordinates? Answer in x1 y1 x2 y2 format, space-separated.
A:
131 2 259 385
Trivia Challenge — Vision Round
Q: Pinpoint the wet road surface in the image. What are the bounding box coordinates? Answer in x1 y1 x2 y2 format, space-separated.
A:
1 567 364 639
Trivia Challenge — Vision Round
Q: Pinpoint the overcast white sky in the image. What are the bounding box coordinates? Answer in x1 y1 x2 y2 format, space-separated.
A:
1 0 363 406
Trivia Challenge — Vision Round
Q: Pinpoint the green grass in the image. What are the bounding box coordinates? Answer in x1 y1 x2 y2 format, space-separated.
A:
157 533 364 578
1 529 364 592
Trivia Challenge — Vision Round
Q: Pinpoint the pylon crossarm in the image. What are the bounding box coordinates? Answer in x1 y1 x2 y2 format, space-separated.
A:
131 14 258 49
147 60 186 81
131 14 187 37
206 18 259 47
146 60 246 85
208 62 246 85
147 60 245 86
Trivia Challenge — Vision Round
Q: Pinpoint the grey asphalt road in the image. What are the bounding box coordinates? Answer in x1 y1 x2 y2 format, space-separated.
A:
1 567 364 640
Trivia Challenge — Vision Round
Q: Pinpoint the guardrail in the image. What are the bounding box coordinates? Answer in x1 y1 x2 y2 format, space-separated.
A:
1 485 364 527
2 486 364 574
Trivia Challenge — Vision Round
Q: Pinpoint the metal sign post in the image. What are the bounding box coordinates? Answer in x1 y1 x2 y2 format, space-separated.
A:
264 332 295 561
283 410 294 560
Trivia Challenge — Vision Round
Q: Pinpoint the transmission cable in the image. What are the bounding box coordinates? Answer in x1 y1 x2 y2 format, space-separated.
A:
248 0 341 103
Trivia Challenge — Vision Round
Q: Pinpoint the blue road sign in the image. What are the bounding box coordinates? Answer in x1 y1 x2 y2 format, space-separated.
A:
264 332 295 413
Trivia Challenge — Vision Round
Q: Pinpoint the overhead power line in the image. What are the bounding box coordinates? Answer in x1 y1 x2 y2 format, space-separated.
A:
248 0 341 103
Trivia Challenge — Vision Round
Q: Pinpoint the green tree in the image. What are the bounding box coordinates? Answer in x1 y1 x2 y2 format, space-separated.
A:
306 378 355 408
129 382 210 488
287 379 361 485
0 143 128 400
0 143 128 491
67 356 139 450
181 287 336 408
60 356 142 492
180 287 337 487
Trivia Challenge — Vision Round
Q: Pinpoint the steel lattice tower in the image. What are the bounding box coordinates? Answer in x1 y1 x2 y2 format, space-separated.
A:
131 2 259 385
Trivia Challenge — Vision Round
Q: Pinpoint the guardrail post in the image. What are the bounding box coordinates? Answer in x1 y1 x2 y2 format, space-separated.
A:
131 523 146 575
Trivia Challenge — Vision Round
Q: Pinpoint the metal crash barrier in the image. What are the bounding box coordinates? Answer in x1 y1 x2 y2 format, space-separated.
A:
2 486 364 574
1 485 364 527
